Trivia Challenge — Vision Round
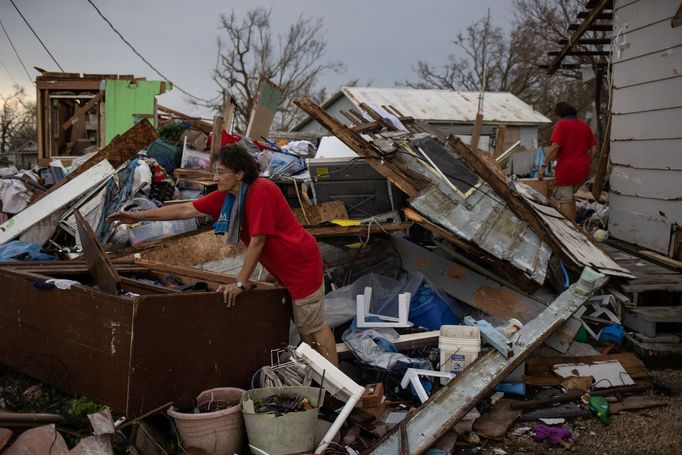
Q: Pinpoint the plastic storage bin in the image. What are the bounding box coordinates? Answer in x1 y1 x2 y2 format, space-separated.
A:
128 219 198 246
409 286 459 330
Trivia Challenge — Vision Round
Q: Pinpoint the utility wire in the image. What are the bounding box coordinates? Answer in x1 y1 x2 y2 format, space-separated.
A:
0 18 34 86
85 0 211 103
9 0 64 72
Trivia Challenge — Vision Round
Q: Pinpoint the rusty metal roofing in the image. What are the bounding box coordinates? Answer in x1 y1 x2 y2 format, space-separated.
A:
342 87 552 125
372 133 552 284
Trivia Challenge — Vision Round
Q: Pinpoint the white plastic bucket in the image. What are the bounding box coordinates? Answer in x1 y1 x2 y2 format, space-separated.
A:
439 325 481 384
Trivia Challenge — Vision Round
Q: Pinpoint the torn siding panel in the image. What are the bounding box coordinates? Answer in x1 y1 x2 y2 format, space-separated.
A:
610 139 682 170
410 186 550 284
610 166 682 199
611 108 682 141
524 199 634 278
609 206 674 254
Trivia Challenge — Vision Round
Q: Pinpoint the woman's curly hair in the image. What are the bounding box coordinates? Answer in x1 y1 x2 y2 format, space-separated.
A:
215 141 259 183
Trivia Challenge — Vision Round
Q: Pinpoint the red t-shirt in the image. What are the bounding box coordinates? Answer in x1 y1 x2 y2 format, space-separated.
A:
550 118 597 186
192 178 323 299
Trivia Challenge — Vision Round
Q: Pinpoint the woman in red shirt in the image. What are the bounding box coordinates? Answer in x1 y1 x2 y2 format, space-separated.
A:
107 143 338 366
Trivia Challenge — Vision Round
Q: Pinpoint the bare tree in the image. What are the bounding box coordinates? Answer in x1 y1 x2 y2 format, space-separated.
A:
1 85 36 156
404 0 604 126
210 8 343 132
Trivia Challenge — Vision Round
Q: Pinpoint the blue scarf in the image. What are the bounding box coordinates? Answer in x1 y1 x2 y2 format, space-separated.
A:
213 182 249 244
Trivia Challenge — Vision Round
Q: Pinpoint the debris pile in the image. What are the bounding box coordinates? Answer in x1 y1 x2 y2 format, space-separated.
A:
0 72 681 455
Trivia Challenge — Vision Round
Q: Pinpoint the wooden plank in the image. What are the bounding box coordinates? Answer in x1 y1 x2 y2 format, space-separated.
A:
616 19 682 62
210 114 223 160
592 113 610 200
36 80 102 90
611 138 682 171
294 97 420 196
222 93 235 134
61 92 104 131
493 127 506 158
639 250 682 271
0 160 115 243
305 222 411 238
523 352 648 386
547 0 612 74
612 46 682 89
245 78 282 140
567 23 612 31
75 211 121 294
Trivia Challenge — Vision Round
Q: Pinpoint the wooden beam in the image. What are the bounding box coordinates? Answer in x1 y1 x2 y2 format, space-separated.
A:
222 93 235 134
36 80 102 90
592 113 611 201
493 127 506 158
294 97 420 196
558 38 610 45
547 0 612 75
548 51 610 56
567 23 612 31
210 115 223 160
306 222 411 238
577 11 612 20
75 210 121 294
470 113 484 149
62 92 104 131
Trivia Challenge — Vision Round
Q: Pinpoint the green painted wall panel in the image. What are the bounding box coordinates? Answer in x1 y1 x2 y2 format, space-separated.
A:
104 80 166 145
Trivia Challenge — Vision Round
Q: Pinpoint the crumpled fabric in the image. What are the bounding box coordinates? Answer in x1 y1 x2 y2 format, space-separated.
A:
46 278 81 290
341 327 432 372
0 179 32 214
96 159 140 242
0 240 56 261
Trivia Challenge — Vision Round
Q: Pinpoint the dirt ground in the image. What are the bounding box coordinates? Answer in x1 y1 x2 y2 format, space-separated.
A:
482 369 682 455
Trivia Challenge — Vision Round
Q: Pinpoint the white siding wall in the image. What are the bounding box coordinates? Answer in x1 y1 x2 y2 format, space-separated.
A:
609 0 682 254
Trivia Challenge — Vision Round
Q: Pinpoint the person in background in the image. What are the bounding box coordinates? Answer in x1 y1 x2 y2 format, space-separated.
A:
539 101 597 221
106 142 339 366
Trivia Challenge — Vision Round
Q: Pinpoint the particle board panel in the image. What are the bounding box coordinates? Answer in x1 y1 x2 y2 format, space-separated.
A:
0 261 291 416
0 269 132 410
612 46 682 88
127 289 291 414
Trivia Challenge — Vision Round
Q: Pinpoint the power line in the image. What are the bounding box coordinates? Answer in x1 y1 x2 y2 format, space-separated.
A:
85 0 211 103
9 0 64 72
0 18 34 86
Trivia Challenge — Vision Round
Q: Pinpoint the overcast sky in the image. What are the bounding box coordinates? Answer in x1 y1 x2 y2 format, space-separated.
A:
0 0 512 118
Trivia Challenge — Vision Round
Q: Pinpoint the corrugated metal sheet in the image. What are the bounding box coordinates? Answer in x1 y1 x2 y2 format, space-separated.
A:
342 87 552 125
371 134 552 284
410 186 551 284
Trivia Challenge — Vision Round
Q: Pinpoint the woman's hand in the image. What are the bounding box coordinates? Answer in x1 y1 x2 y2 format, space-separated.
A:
216 283 243 307
106 210 139 225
